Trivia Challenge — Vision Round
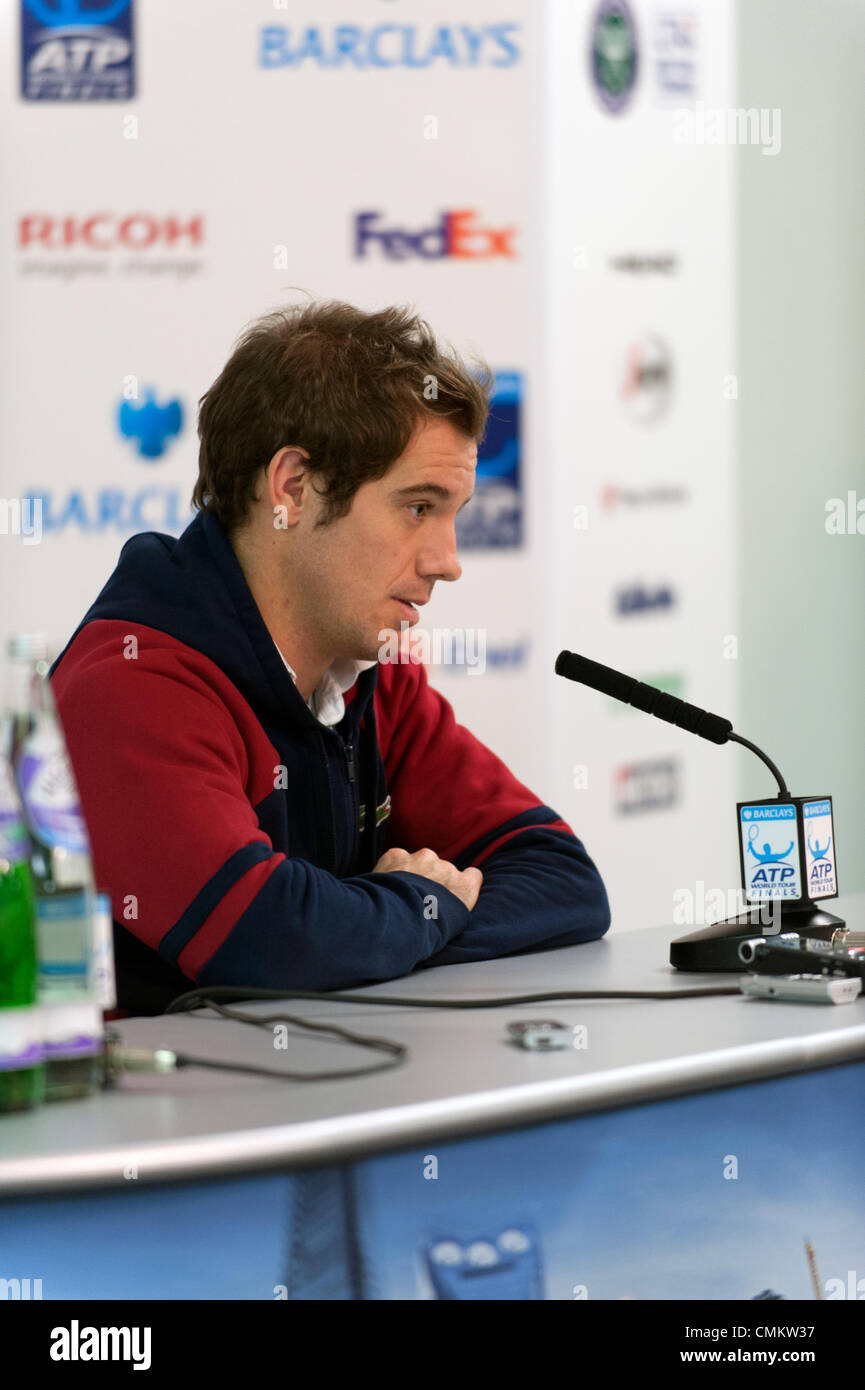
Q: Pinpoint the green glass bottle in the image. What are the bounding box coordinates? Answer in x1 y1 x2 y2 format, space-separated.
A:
0 737 45 1113
7 635 101 1102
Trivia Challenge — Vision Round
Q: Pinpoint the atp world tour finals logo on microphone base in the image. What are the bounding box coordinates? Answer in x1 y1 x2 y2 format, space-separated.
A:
738 797 838 905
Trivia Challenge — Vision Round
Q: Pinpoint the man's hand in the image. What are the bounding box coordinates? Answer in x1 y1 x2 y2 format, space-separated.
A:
373 846 483 912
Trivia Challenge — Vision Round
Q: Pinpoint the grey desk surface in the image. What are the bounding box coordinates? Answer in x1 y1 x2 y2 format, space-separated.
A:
2 895 865 1196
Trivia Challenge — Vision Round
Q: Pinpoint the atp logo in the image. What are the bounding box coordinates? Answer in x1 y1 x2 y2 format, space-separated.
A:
117 390 183 460
21 0 136 102
803 798 837 898
739 804 802 900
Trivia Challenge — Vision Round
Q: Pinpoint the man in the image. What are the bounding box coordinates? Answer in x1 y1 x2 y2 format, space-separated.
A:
51 299 610 1015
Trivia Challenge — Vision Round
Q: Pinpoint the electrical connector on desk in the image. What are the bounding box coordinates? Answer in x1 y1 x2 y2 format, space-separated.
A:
101 1030 180 1088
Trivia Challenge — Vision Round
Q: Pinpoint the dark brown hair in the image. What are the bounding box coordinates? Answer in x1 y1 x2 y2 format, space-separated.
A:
193 298 493 535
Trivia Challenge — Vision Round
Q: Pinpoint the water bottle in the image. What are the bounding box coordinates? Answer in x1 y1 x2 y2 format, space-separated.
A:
0 737 44 1112
6 634 102 1101
92 892 117 1013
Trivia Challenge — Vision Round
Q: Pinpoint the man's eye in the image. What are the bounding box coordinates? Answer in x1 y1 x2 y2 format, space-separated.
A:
409 502 431 519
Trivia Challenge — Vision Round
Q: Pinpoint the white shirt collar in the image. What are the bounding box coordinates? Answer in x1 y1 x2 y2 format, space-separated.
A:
276 648 376 726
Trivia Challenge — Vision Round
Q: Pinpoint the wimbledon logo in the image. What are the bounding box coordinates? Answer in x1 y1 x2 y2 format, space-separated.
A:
589 0 638 114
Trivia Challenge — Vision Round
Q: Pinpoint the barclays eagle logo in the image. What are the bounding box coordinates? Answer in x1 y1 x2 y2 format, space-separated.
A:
117 390 183 460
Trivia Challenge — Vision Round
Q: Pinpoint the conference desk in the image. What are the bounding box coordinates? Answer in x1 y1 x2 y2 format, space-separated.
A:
1 895 864 1300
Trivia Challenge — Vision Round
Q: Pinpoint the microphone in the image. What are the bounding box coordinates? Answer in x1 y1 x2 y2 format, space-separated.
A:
555 650 843 970
554 650 732 745
555 649 788 797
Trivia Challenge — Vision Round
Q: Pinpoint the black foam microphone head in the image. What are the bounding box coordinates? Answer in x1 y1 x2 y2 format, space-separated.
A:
555 650 732 744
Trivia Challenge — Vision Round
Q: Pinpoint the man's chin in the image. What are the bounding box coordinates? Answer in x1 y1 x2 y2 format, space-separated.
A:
374 621 419 665
338 632 384 665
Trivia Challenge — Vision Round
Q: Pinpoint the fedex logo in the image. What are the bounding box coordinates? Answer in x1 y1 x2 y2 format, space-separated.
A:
354 210 518 261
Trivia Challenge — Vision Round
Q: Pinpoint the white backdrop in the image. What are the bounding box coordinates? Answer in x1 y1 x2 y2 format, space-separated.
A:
541 0 739 929
2 0 739 936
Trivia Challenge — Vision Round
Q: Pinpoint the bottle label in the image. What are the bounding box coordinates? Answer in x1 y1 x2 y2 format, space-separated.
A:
35 891 92 996
92 893 117 1011
0 1007 42 1070
42 1034 102 1060
0 760 29 864
18 735 90 854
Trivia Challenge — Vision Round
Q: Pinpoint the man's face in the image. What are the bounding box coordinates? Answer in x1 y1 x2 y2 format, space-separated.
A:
296 415 477 662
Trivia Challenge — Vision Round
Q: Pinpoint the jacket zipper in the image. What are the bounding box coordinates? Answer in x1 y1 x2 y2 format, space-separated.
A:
337 735 358 875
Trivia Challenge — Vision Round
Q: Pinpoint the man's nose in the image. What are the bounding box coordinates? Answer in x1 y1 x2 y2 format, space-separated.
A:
418 526 462 583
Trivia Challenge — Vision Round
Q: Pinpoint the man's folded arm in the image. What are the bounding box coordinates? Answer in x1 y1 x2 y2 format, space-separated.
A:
52 638 471 994
378 660 611 967
417 817 611 967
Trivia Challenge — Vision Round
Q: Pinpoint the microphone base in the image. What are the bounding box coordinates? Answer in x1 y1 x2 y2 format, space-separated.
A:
669 903 846 972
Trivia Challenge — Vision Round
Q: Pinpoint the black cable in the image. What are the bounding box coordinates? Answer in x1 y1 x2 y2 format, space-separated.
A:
148 982 743 1084
172 997 405 1081
165 983 743 1015
173 1052 404 1082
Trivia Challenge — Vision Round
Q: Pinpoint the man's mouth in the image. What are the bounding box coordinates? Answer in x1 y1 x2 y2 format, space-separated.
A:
391 596 426 621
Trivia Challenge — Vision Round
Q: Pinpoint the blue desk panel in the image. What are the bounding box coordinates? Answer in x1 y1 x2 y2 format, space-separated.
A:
2 1060 862 1300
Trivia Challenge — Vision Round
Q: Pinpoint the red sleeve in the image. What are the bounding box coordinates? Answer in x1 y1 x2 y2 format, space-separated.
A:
374 658 575 864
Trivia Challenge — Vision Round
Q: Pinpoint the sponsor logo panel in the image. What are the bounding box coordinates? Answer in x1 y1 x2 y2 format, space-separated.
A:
16 213 206 281
615 581 677 616
258 23 522 71
613 757 680 814
21 0 136 102
589 0 639 114
353 210 517 262
24 387 193 536
456 371 522 550
739 803 802 900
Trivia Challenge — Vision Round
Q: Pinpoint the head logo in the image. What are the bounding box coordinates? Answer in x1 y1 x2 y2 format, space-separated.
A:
619 335 672 422
21 0 135 101
117 391 183 460
590 0 638 114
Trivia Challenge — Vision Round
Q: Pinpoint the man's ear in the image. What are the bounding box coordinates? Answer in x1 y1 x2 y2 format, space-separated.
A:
267 446 311 518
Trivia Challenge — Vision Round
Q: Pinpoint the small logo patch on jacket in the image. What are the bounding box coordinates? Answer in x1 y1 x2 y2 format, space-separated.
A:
359 795 391 831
